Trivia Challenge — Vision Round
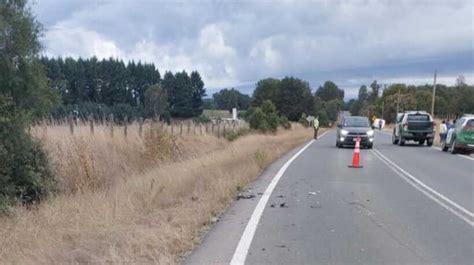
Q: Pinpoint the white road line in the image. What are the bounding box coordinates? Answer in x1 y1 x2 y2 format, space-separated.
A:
371 148 474 227
230 130 331 265
375 131 474 162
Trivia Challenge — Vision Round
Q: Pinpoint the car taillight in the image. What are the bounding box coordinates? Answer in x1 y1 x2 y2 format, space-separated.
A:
463 125 472 131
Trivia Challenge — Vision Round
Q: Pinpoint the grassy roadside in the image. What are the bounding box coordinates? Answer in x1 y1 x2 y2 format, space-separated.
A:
0 124 319 264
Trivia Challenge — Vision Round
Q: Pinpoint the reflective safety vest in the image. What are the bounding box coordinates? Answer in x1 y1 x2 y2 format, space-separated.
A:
313 119 319 129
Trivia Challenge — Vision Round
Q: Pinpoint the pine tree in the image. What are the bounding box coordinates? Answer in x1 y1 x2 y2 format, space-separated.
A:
190 71 205 116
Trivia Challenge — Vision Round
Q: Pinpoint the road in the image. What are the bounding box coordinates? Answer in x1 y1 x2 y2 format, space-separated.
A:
185 130 474 265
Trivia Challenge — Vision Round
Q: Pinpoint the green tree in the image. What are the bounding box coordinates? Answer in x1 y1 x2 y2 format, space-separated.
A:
171 71 194 117
0 1 56 207
143 84 169 120
0 1 58 118
275 77 314 121
190 71 206 116
252 78 280 107
369 80 380 103
248 100 279 132
315 81 344 101
213 88 251 112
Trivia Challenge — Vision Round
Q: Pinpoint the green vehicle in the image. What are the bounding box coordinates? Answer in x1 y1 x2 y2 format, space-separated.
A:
442 115 474 154
392 111 435 146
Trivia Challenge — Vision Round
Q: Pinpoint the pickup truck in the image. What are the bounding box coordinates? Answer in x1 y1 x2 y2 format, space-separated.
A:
392 111 435 146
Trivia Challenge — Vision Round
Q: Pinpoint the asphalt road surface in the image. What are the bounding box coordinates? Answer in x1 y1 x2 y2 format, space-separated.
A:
185 130 474 265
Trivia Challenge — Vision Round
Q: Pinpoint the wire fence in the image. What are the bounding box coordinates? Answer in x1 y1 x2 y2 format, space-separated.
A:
30 116 250 139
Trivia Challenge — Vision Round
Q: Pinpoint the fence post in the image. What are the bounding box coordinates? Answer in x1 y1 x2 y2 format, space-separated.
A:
180 123 183 135
217 123 221 138
171 123 174 134
200 124 202 135
139 117 143 137
212 123 215 135
89 115 94 134
68 114 74 135
124 116 128 138
223 123 226 137
187 121 191 134
205 123 209 134
109 114 114 137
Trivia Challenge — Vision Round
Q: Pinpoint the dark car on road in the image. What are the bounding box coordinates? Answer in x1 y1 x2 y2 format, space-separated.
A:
336 116 374 148
392 111 435 146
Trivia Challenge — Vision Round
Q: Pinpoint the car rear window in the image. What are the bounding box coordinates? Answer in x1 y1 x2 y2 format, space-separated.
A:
407 114 429 121
343 117 370 127
466 119 474 127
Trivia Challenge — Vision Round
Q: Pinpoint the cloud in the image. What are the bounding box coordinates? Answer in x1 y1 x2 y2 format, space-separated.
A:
34 0 473 96
41 22 122 59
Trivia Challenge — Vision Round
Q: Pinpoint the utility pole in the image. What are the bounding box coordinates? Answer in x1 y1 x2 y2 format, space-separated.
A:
431 70 437 117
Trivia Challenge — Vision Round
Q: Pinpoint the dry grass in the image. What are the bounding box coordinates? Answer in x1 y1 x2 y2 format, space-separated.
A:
31 123 227 193
0 123 315 264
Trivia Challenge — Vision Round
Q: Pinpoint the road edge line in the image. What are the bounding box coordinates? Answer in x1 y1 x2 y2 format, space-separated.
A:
230 130 330 265
371 149 474 227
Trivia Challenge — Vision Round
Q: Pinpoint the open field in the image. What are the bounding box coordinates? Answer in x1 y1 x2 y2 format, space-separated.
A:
0 123 317 264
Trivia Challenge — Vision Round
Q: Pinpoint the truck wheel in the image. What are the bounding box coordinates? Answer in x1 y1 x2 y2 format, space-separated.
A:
418 140 425 146
398 136 405 146
392 134 399 144
367 144 373 149
450 139 458 154
426 138 433 147
336 141 342 148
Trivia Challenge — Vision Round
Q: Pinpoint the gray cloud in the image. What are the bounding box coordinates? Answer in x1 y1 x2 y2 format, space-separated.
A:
32 0 473 97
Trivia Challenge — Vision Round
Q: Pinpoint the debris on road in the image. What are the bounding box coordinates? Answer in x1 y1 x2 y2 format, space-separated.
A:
210 216 220 223
270 203 276 208
308 192 317 195
276 244 286 248
236 193 256 200
277 195 285 198
280 202 288 208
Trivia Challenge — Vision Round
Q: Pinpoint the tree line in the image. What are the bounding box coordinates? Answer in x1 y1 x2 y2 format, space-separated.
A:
346 77 474 123
41 57 206 122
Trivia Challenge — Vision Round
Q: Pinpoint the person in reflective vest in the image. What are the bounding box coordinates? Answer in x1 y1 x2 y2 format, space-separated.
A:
313 117 320 139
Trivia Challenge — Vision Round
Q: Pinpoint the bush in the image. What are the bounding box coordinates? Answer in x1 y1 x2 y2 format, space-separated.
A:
224 128 250 141
0 97 55 209
299 112 309 127
194 114 211 124
279 116 291 129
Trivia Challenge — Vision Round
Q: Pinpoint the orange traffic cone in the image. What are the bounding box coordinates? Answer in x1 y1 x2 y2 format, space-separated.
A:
348 137 363 168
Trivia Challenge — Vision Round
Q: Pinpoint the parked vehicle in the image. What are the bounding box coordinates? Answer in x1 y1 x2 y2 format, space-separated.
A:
442 115 474 154
336 116 374 149
392 111 435 146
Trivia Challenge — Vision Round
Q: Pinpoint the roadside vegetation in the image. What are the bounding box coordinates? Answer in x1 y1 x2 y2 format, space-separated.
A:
0 124 315 264
346 80 474 123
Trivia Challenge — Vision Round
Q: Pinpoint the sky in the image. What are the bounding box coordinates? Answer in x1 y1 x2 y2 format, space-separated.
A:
32 0 473 98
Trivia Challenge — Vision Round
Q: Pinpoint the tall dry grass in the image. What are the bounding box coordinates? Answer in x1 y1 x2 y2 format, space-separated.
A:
0 123 315 264
31 123 227 193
